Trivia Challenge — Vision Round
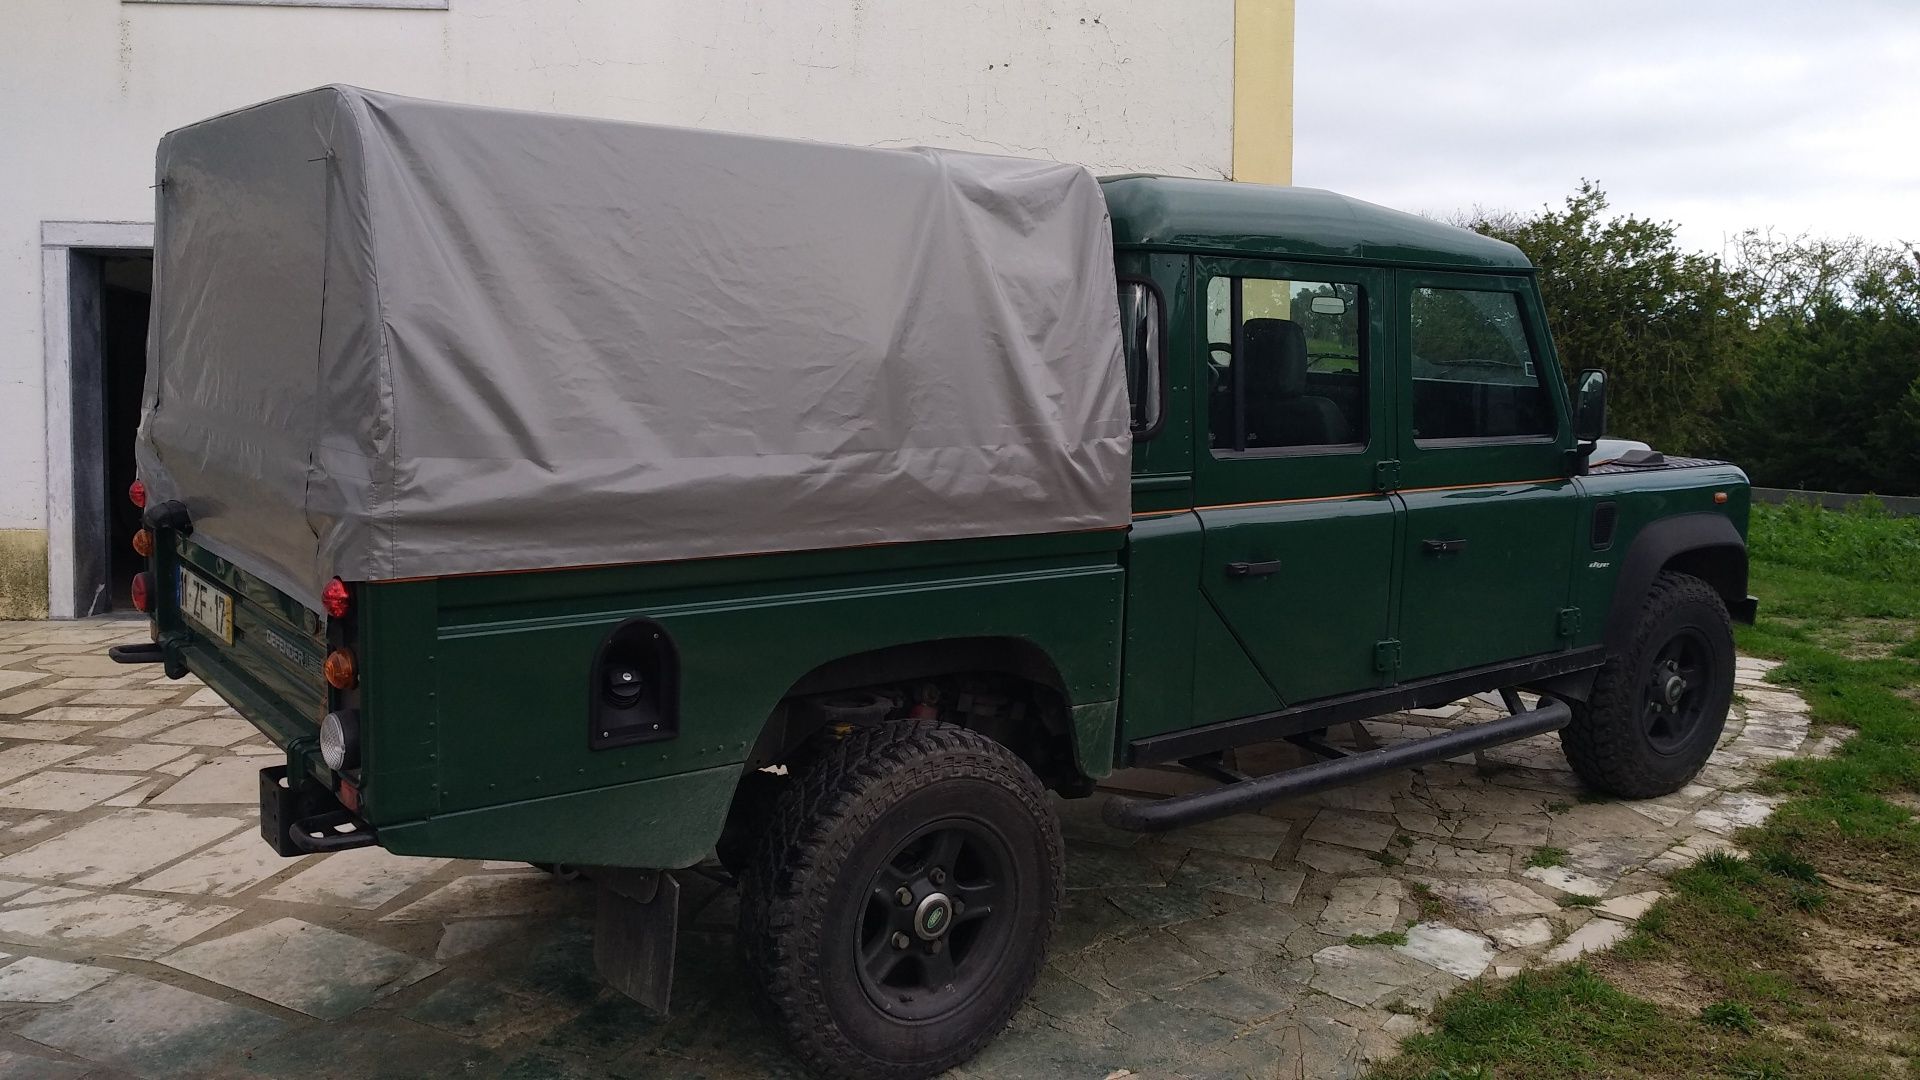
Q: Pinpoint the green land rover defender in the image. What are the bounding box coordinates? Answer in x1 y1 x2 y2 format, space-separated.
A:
113 88 1755 1079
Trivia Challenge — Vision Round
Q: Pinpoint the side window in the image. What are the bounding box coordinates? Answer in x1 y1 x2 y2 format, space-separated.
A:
1118 281 1164 435
1409 287 1554 441
1205 276 1366 452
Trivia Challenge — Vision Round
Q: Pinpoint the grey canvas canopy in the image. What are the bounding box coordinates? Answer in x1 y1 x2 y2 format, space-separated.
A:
139 86 1131 608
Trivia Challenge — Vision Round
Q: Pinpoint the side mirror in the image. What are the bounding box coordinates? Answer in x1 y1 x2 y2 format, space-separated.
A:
1573 369 1608 443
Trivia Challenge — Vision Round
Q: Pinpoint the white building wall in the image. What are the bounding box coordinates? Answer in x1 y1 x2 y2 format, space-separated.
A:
0 0 1234 614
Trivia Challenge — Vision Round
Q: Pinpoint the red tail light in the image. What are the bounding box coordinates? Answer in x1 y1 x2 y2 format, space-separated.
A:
131 571 152 613
129 479 147 508
322 577 351 619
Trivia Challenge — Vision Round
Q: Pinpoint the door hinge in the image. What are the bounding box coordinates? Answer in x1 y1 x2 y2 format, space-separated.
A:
1374 459 1401 492
1557 607 1582 637
1373 639 1401 673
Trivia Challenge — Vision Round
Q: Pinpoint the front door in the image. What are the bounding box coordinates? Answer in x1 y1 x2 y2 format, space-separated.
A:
1192 259 1398 711
1393 271 1580 680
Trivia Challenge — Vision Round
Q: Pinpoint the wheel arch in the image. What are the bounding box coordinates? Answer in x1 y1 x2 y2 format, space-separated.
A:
742 635 1095 786
1603 512 1749 653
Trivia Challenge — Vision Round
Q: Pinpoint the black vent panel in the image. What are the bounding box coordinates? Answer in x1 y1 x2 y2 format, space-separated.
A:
1591 502 1619 550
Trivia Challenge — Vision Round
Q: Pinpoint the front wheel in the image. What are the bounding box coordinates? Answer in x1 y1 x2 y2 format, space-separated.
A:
1560 571 1736 798
738 720 1063 1080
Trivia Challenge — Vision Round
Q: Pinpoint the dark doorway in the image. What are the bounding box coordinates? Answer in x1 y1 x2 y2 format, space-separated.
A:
102 256 153 609
68 251 153 615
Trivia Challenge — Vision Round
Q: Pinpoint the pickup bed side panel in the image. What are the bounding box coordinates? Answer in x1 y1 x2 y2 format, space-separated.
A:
371 532 1125 869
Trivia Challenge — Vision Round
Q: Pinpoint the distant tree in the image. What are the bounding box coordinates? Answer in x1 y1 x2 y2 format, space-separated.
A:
1450 182 1920 494
1720 236 1920 494
1459 181 1751 453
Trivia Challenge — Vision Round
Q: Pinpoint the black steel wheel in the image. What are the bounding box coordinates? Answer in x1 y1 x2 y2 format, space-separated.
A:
739 720 1062 1080
1561 571 1736 797
854 819 1017 1022
1641 627 1716 755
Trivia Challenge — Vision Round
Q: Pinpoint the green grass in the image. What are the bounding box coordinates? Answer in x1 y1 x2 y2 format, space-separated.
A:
1368 502 1920 1079
1367 965 1827 1080
1747 497 1920 586
1702 1001 1760 1034
1525 846 1569 869
1349 930 1411 948
1409 881 1452 923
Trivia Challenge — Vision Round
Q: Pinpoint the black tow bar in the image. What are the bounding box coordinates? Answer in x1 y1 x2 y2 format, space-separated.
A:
107 642 167 664
106 637 189 680
1103 698 1573 833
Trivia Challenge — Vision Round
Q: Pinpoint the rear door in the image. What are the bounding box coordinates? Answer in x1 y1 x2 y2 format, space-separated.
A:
1191 258 1399 710
1393 271 1580 679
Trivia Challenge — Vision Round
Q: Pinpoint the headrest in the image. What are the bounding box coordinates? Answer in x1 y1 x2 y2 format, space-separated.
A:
1243 318 1309 397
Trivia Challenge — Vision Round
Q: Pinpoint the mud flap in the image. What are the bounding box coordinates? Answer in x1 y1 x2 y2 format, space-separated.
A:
592 868 680 1014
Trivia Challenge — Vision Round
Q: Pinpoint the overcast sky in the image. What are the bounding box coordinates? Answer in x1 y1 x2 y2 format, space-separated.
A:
1294 1 1920 253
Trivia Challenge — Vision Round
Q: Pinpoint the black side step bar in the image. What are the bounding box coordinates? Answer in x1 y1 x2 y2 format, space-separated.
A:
1103 698 1572 833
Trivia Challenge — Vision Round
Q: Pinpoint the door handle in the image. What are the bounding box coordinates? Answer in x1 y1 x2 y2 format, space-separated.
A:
1226 560 1283 578
1422 538 1469 555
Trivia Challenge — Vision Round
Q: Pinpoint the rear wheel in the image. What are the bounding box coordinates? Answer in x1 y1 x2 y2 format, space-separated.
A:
1560 571 1735 797
739 721 1062 1080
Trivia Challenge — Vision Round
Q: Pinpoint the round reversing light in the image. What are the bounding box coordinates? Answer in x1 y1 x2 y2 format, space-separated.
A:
320 709 360 771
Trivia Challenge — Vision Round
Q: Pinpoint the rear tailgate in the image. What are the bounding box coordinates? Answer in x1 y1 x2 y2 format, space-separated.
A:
160 533 328 749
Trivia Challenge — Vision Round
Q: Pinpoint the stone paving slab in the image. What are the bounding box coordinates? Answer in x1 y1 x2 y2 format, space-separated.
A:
0 619 1822 1079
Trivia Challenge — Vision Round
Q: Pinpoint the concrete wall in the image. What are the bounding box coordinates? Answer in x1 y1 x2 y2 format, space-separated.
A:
0 0 1268 617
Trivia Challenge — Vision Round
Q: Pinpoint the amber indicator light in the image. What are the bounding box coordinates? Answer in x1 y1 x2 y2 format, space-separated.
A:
324 648 358 690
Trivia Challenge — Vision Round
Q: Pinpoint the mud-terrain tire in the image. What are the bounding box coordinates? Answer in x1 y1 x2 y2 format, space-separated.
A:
1560 570 1736 798
738 720 1063 1080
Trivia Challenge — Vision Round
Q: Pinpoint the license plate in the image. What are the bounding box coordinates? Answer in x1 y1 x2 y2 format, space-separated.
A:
178 566 234 645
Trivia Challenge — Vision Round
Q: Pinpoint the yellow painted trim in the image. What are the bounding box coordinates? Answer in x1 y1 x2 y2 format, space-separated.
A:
1232 0 1296 185
0 528 50 620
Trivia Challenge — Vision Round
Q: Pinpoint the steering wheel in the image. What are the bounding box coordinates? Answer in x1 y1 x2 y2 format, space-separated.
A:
1205 343 1233 397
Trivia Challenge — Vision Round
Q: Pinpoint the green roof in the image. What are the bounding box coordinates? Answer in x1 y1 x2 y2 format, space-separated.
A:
1098 174 1532 271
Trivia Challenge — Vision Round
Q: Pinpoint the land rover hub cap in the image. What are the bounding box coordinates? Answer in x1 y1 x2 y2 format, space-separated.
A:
914 892 953 940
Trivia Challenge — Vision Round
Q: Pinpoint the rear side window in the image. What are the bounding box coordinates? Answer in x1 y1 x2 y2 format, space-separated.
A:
1409 287 1554 441
1205 276 1367 452
1118 281 1164 436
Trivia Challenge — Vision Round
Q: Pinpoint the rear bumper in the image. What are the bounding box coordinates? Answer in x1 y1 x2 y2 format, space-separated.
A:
1732 594 1759 625
177 640 315 749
